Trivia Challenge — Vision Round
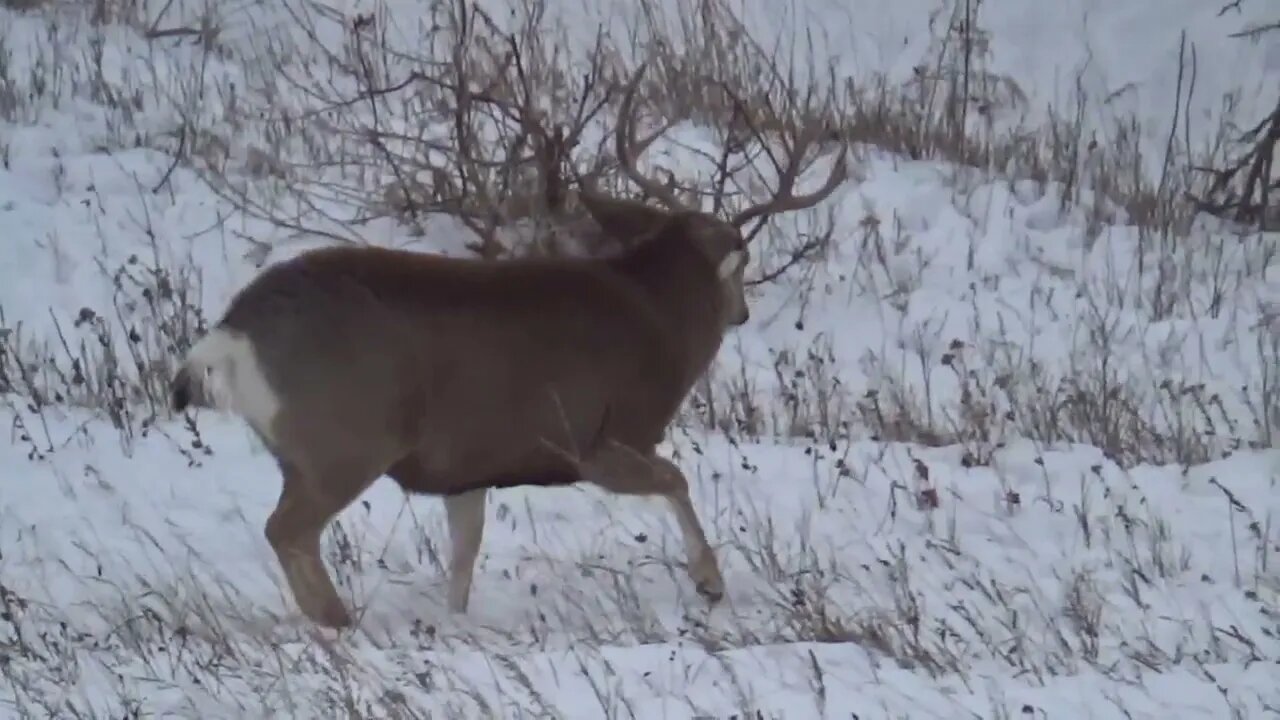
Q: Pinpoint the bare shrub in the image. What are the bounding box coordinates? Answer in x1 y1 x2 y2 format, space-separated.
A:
1192 97 1280 230
0 251 207 455
0 0 50 11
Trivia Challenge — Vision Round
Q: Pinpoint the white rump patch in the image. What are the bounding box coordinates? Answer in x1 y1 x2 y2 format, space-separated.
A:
184 327 282 443
717 250 745 279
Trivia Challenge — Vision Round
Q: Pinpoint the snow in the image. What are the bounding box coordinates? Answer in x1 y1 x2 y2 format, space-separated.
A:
1 0 1278 717
4 411 1278 717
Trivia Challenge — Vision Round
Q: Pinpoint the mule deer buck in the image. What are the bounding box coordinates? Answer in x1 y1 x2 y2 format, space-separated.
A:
170 64 848 628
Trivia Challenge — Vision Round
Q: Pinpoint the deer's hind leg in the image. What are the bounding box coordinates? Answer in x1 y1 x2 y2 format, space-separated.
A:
264 457 379 628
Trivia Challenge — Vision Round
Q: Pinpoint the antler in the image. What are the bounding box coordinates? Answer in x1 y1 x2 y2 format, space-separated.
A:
611 62 848 228
728 123 849 229
614 63 691 211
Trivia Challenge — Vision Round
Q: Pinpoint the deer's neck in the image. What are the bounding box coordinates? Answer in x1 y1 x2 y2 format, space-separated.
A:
613 240 728 389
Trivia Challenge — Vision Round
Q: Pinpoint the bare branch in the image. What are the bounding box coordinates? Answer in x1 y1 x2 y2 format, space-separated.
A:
1190 97 1280 230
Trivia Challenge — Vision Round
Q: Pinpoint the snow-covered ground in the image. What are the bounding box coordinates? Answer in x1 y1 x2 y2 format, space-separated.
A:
1 0 1278 717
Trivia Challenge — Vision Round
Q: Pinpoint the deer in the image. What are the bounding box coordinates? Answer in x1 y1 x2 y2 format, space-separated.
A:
169 63 849 629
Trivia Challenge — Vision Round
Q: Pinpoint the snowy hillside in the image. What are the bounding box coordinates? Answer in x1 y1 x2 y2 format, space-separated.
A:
1 0 1278 717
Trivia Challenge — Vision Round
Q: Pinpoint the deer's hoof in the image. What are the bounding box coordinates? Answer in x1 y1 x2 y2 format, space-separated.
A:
303 600 353 630
696 580 725 604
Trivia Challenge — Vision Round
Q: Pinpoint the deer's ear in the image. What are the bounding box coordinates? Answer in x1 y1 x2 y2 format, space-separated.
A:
717 250 746 279
578 189 671 242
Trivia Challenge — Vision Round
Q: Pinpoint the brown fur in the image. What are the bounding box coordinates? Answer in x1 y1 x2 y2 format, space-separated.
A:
220 213 735 496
